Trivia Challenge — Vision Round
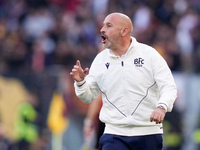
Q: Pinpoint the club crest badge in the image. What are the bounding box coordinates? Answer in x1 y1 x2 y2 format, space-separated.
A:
134 57 144 67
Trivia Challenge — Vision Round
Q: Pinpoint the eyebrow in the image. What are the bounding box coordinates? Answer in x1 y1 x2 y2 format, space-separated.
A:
103 22 113 26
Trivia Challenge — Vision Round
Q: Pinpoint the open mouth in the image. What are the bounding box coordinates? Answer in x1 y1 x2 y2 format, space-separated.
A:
101 34 107 43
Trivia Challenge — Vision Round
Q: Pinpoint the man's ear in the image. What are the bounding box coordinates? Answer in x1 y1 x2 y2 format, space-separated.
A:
121 28 129 37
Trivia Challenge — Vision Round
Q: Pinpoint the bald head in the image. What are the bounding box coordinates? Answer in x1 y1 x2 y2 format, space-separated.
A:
100 12 133 54
105 13 133 36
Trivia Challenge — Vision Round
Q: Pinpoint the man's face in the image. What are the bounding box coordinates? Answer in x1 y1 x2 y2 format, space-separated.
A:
100 15 122 49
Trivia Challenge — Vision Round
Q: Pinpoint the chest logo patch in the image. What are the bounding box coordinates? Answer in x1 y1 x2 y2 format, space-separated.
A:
105 62 110 69
134 57 144 67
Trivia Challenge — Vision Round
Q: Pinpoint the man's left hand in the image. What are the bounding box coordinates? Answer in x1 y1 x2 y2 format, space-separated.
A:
150 107 166 124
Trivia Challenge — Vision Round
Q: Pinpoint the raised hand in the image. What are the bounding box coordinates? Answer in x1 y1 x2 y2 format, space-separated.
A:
70 60 89 82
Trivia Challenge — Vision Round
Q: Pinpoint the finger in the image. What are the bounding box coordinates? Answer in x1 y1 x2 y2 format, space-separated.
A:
156 118 161 124
150 112 157 122
150 117 153 122
159 117 164 123
74 65 79 69
151 116 159 123
150 116 155 122
156 116 164 124
70 71 75 75
150 114 154 122
72 68 77 72
76 60 81 68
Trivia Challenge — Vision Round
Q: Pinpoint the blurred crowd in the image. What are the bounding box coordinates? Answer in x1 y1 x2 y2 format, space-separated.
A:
0 0 199 75
0 0 199 150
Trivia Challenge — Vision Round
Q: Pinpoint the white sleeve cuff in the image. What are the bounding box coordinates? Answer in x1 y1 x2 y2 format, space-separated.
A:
75 79 86 87
157 103 168 111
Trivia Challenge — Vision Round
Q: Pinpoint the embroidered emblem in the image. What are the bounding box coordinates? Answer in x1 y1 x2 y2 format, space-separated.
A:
134 57 144 67
105 62 110 69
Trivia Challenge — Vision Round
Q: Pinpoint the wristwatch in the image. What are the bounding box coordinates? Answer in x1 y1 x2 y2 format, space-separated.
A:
157 105 165 110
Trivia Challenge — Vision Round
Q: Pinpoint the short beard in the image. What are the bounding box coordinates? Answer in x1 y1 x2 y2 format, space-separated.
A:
104 38 119 51
102 42 110 49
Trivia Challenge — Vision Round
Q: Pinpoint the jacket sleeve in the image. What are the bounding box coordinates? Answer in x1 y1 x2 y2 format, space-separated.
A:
74 59 100 104
151 49 177 112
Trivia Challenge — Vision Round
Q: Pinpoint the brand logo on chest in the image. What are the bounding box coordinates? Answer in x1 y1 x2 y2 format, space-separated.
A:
134 57 144 67
105 62 110 69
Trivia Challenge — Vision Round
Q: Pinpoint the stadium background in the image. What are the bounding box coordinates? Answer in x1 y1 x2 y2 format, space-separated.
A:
0 0 199 150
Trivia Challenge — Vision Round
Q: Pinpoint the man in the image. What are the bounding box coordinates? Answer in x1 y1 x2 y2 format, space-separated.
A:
70 13 177 150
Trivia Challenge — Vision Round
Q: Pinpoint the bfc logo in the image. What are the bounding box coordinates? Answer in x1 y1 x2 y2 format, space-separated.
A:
134 57 144 67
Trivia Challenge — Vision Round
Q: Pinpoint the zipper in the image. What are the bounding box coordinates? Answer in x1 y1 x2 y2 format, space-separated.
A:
121 61 124 66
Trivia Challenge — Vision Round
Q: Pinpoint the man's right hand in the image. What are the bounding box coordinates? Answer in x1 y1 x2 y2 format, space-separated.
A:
70 60 89 82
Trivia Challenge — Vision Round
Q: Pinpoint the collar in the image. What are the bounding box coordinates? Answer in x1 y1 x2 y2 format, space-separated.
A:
107 37 136 58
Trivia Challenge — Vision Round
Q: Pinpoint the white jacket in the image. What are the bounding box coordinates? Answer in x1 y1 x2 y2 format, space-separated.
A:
75 37 177 136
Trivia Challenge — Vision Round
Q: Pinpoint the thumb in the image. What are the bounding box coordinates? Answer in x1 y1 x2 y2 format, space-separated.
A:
84 68 89 75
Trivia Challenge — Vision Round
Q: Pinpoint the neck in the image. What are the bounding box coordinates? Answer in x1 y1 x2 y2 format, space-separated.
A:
111 37 132 57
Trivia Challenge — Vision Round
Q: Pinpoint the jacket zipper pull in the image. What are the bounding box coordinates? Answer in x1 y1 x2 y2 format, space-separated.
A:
121 61 124 66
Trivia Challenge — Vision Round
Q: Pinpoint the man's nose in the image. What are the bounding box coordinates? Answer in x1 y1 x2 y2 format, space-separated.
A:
100 26 105 33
